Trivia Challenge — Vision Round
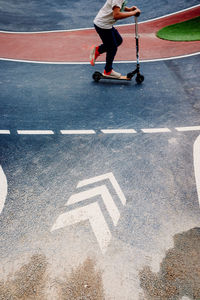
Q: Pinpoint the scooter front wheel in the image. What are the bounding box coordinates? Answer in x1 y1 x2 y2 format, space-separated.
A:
136 74 144 84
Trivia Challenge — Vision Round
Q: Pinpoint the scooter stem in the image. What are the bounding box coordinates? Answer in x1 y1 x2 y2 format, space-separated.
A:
135 16 139 39
134 16 139 65
126 15 144 82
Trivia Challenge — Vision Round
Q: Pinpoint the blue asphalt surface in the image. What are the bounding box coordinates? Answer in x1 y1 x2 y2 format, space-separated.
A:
0 1 200 299
0 0 199 31
0 56 200 130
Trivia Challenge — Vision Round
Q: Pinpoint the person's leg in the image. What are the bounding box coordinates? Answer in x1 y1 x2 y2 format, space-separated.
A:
90 25 123 71
90 24 106 66
105 27 122 72
95 25 123 72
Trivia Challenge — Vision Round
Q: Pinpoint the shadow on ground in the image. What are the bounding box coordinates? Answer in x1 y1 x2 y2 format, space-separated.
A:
140 227 200 300
0 227 199 299
0 254 47 299
0 255 104 300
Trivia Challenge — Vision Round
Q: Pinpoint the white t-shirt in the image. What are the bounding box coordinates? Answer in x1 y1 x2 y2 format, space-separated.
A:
94 0 125 29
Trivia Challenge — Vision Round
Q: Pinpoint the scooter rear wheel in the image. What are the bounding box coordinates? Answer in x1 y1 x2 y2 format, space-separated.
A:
92 71 101 82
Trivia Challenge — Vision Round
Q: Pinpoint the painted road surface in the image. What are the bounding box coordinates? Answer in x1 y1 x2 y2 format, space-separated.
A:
0 54 200 299
0 6 199 63
0 1 200 300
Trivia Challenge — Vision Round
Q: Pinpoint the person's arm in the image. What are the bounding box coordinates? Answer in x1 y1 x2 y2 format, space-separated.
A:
113 6 140 20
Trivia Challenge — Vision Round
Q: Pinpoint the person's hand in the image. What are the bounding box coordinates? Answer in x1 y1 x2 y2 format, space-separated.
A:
134 8 141 17
130 6 137 11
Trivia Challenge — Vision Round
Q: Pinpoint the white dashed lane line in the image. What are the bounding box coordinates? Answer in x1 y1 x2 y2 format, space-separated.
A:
0 130 10 134
0 127 200 135
101 129 137 134
141 128 171 133
175 126 200 132
60 130 96 135
17 130 54 135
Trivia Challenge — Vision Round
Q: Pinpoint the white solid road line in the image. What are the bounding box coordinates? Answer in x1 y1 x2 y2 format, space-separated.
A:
0 166 7 214
194 135 200 207
1 52 199 65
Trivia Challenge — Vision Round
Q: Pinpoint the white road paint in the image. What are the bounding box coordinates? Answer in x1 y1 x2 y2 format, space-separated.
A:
0 52 199 65
1 126 199 135
0 130 10 134
17 130 54 135
193 135 200 207
0 166 7 214
51 202 112 254
77 172 127 206
51 172 126 253
67 185 120 226
176 126 200 132
60 130 95 135
141 128 171 133
101 129 137 134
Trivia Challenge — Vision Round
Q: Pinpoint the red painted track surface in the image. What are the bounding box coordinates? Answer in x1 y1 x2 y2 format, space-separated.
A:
0 6 199 62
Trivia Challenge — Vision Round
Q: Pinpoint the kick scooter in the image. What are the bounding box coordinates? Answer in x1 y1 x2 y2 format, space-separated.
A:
92 16 144 84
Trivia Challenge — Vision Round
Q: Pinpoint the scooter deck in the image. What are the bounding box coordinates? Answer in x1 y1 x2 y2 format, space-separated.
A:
103 74 131 80
93 71 131 82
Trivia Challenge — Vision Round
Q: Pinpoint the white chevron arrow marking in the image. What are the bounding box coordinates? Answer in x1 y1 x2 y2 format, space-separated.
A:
194 135 200 206
67 185 120 226
77 172 126 205
51 202 111 254
51 172 127 253
0 166 7 214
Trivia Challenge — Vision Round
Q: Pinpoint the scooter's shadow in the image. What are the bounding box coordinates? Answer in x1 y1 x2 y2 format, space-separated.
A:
92 80 143 88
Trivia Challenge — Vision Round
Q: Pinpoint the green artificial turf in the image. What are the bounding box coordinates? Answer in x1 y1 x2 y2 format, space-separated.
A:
157 16 200 41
